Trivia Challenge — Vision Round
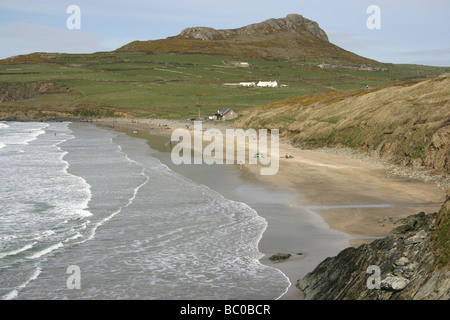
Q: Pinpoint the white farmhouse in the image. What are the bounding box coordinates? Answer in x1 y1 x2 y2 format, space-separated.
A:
238 62 250 68
239 82 256 87
257 81 278 88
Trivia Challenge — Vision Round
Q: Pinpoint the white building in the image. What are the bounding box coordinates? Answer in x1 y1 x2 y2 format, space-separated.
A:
317 62 332 68
257 81 278 88
231 61 250 68
239 82 256 87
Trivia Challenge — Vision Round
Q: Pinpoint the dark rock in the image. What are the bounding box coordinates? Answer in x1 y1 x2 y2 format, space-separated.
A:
296 197 450 300
269 253 292 262
179 14 329 42
381 276 410 291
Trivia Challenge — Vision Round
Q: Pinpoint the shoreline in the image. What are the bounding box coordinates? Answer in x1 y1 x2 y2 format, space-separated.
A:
96 117 447 300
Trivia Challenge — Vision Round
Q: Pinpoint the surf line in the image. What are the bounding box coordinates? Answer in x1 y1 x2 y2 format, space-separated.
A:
78 156 150 245
170 121 279 176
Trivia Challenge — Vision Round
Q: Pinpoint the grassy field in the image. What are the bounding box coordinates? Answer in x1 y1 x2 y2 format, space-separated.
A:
1 51 449 120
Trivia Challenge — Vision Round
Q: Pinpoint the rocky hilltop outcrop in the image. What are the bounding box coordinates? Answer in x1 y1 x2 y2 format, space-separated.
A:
178 14 328 41
117 14 371 63
297 194 450 300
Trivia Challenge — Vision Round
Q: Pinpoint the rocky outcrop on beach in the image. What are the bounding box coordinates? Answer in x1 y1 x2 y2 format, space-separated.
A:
296 195 450 300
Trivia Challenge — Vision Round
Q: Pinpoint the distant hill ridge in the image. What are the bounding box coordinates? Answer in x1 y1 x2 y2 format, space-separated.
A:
117 14 373 63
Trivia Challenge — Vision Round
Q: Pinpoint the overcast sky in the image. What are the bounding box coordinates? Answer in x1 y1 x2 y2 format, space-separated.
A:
0 0 449 66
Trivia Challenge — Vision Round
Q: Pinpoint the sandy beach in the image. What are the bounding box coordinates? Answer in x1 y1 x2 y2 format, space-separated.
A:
96 117 447 300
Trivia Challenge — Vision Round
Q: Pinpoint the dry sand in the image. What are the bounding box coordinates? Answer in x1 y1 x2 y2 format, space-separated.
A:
256 142 445 241
96 118 447 300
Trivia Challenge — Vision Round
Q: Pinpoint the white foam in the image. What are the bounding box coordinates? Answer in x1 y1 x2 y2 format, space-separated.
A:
1 290 18 300
1 266 42 300
64 232 83 242
18 124 49 145
26 242 63 260
0 122 48 149
82 169 149 244
139 154 292 299
25 129 46 144
54 132 93 218
0 242 37 259
176 162 291 298
32 230 55 241
65 132 151 244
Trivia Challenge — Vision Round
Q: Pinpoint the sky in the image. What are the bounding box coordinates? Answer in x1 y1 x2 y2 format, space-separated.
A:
0 0 449 66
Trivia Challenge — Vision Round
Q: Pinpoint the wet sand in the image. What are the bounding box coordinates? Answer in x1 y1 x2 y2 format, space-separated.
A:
96 118 447 300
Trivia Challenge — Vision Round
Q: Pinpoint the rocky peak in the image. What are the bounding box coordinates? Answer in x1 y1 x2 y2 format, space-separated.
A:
178 14 329 41
241 14 329 40
179 27 226 41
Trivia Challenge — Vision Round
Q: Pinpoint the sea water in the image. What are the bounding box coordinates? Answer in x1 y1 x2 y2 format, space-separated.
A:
0 122 290 300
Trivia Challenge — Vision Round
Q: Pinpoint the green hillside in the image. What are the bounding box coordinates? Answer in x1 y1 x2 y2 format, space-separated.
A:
1 51 448 120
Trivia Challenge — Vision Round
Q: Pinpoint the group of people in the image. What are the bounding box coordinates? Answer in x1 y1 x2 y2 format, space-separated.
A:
283 153 294 159
158 124 171 130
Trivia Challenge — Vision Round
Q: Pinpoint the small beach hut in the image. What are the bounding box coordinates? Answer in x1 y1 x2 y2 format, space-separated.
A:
215 108 237 121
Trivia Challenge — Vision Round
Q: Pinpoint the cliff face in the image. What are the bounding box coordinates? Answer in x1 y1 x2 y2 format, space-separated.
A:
0 82 55 103
0 81 135 121
297 195 450 300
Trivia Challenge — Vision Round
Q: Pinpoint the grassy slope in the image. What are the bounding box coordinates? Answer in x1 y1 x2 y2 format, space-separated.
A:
1 51 448 120
431 194 450 269
116 30 373 64
235 74 450 175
